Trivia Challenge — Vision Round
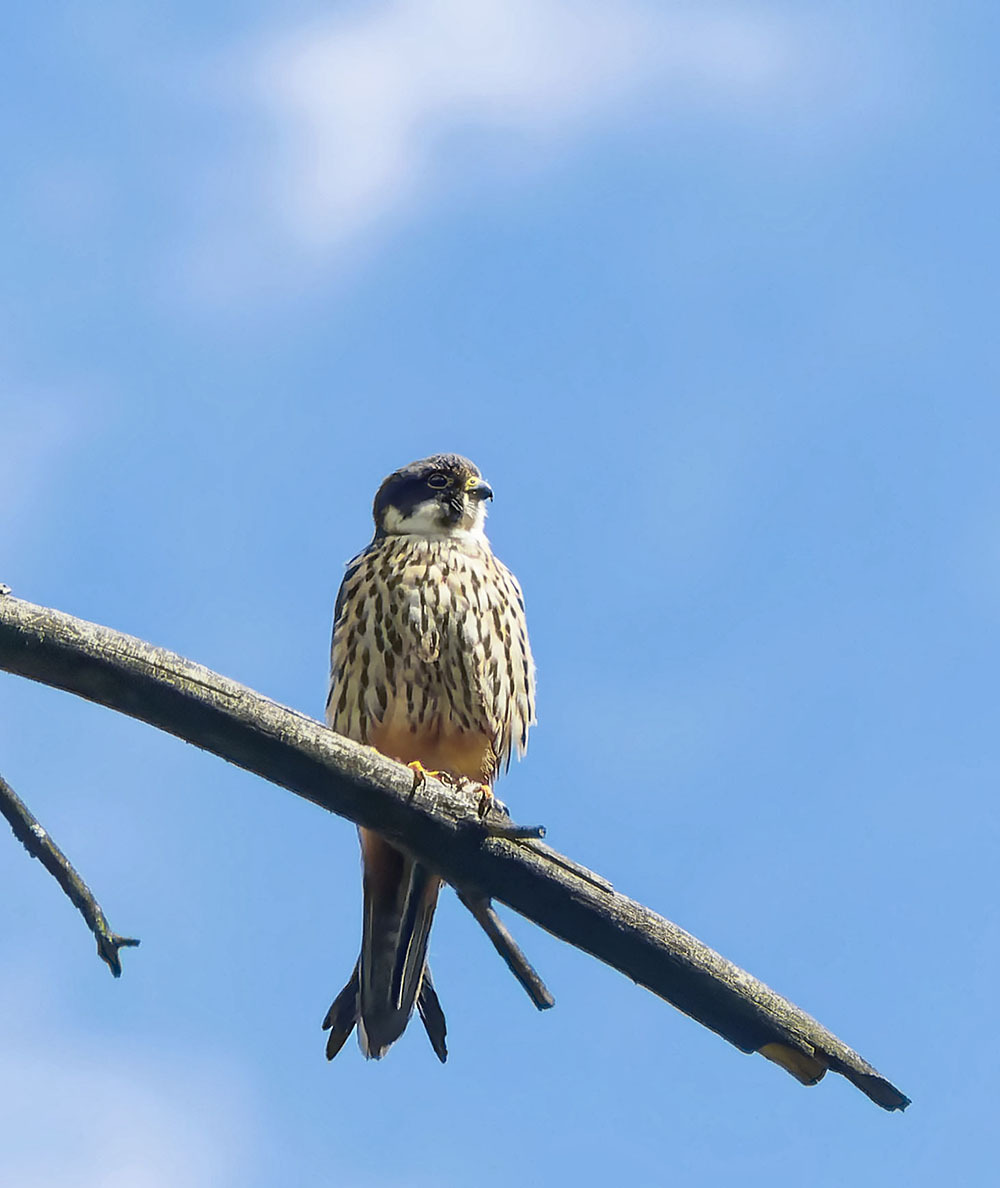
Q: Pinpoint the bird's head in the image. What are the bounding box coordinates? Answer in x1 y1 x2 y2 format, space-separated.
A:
372 454 494 539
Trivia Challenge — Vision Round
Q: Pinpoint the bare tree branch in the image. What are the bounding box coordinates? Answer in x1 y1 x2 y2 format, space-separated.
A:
0 590 909 1111
457 891 555 1011
0 769 139 975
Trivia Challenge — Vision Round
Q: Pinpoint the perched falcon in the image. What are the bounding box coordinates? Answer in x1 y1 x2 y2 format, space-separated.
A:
322 454 536 1062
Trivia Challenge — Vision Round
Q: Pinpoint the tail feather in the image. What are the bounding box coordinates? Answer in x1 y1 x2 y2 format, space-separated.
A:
323 956 447 1062
392 863 439 1010
417 966 448 1063
323 831 448 1062
322 961 360 1061
353 829 443 1060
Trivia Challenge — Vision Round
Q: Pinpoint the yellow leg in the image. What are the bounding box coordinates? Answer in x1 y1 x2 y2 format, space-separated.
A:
406 760 456 793
476 783 493 819
406 763 495 819
407 760 429 793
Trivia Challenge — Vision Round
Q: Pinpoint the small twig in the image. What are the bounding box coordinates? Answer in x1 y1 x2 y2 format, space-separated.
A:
0 770 139 976
457 891 555 1010
477 817 546 841
474 794 546 840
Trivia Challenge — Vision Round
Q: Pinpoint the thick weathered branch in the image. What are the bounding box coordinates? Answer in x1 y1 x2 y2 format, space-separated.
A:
0 591 909 1111
0 769 139 975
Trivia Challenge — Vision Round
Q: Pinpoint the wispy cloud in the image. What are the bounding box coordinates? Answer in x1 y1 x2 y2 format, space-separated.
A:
178 0 812 301
254 0 789 247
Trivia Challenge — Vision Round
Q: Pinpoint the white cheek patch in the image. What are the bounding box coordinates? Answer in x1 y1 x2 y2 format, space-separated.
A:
383 495 489 540
383 500 443 536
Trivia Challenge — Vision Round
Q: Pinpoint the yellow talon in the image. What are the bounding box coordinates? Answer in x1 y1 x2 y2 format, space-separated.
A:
406 760 454 793
407 760 430 792
476 783 493 819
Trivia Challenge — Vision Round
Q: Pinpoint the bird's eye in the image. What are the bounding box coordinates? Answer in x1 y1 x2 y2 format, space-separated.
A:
426 473 450 489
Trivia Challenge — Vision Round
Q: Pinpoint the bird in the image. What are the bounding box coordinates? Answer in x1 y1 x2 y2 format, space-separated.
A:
322 454 536 1062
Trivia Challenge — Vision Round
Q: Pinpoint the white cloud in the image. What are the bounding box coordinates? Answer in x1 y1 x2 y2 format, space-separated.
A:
254 0 790 246
177 0 806 301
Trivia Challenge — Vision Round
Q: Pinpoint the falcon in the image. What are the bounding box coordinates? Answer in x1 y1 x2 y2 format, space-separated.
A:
322 454 536 1061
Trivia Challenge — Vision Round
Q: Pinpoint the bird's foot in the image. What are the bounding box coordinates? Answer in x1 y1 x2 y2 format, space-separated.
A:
435 777 504 818
476 783 492 819
475 783 510 820
406 761 453 795
445 781 542 839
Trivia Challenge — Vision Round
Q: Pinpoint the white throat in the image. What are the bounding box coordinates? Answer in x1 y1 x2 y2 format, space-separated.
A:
382 498 489 541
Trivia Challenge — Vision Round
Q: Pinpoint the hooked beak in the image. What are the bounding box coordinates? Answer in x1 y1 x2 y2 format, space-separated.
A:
467 479 493 502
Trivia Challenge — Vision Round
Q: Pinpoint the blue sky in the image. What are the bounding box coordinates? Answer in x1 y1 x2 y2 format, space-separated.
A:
1 1 997 1183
